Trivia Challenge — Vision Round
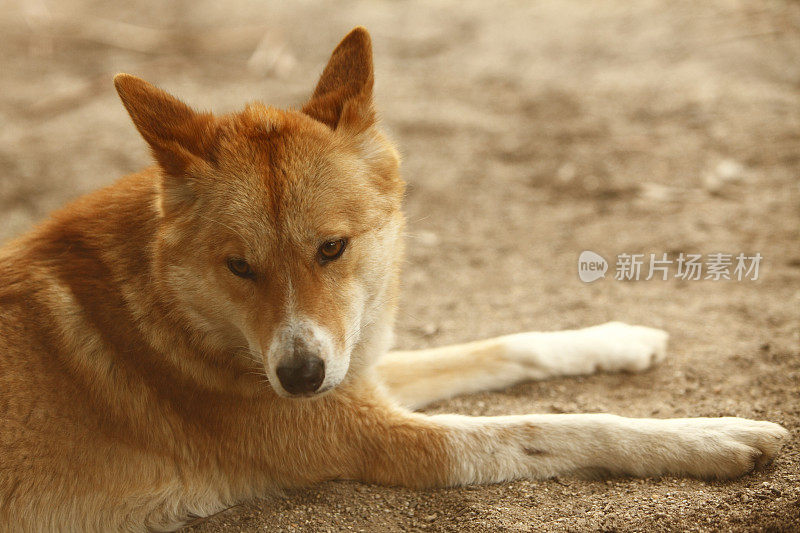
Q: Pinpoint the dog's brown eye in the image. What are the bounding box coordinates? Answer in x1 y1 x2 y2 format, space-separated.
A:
227 257 255 279
318 239 347 263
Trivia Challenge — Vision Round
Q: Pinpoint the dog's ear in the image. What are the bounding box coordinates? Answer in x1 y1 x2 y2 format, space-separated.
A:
114 74 216 178
302 27 375 132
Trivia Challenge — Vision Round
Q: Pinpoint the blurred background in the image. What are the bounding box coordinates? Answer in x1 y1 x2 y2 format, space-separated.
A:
1 0 798 530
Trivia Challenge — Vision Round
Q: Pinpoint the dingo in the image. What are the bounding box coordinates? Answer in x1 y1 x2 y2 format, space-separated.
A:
0 27 788 531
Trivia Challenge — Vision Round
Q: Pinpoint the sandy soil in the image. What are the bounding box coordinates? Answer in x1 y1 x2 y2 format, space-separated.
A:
1 0 799 531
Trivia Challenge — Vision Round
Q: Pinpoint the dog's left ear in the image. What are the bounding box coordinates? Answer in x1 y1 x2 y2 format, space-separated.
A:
302 27 375 132
114 74 216 178
114 74 218 213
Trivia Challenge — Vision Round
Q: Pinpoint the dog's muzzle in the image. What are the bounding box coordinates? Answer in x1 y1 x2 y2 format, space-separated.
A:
276 340 326 395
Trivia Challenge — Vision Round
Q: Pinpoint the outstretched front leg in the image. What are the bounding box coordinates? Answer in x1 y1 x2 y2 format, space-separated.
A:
330 385 788 487
378 322 668 409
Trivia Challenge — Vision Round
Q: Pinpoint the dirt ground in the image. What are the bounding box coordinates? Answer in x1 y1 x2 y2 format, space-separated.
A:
1 0 799 531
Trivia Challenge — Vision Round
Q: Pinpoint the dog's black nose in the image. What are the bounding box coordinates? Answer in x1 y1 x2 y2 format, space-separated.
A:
276 356 325 395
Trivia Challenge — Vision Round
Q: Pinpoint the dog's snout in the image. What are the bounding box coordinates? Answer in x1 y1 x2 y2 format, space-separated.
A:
276 354 325 395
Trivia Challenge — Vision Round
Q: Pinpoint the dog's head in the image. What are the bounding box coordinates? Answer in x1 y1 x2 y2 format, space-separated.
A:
115 28 404 398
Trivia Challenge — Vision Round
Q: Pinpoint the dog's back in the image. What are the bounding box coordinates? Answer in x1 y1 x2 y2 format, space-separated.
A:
0 172 179 528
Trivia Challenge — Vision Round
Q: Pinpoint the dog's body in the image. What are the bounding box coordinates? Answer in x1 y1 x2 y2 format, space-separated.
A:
0 28 788 531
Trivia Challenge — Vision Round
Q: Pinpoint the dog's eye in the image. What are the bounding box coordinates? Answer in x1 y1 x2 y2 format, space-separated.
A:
317 239 348 263
226 257 255 279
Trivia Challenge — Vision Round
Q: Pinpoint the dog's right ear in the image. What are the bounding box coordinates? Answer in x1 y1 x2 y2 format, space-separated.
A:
302 27 375 132
114 74 216 179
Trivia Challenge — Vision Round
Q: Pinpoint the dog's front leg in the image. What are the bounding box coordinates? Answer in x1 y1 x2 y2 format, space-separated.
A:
379 322 668 409
340 401 788 486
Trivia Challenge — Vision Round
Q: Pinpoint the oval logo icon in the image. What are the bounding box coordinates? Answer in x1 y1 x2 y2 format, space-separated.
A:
578 250 607 282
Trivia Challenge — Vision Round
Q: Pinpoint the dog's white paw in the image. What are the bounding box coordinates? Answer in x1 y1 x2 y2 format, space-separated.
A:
502 322 668 379
583 321 669 372
667 418 790 479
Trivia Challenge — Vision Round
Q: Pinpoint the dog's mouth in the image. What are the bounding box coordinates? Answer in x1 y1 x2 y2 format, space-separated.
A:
283 384 334 399
268 380 335 399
